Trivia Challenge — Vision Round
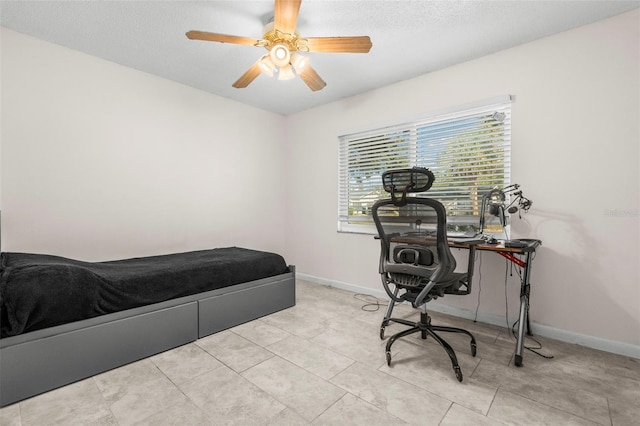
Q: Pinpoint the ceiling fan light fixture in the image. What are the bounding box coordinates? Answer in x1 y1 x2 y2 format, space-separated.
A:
277 65 296 80
270 43 291 67
258 55 276 77
186 0 372 90
290 52 308 73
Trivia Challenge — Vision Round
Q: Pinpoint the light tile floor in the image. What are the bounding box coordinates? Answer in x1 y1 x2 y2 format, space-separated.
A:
1 280 638 425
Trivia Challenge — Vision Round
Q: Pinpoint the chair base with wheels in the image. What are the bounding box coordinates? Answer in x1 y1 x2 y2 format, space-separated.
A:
381 306 476 382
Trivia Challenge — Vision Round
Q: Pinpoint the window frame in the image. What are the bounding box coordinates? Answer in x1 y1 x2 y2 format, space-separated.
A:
338 96 512 235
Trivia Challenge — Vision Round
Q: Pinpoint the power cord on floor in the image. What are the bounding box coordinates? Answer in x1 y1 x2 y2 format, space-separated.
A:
353 293 388 312
510 319 555 359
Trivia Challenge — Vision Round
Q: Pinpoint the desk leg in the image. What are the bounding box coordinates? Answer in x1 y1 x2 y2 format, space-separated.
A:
467 245 477 289
515 251 534 367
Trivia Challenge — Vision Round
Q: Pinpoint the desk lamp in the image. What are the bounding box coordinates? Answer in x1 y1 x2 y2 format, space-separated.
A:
479 184 533 235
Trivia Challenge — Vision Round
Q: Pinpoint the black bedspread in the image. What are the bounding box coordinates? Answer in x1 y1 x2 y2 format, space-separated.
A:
0 247 289 338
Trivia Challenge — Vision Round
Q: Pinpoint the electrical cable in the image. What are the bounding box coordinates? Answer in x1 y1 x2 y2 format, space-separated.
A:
511 319 555 359
354 293 388 312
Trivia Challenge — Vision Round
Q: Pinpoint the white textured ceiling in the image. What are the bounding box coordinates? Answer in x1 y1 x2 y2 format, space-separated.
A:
2 0 638 115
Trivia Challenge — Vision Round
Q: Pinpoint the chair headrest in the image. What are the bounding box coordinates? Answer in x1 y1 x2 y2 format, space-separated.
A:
382 167 435 204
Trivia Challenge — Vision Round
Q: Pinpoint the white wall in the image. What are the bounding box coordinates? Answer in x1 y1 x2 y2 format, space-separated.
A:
1 10 638 357
1 28 287 261
285 10 640 355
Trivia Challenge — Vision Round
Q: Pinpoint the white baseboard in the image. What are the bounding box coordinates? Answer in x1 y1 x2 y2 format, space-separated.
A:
297 273 640 360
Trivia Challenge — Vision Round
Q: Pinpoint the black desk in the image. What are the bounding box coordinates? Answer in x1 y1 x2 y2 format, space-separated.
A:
387 236 541 366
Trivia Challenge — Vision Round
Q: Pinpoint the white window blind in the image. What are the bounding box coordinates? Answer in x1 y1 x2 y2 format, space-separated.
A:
338 96 511 234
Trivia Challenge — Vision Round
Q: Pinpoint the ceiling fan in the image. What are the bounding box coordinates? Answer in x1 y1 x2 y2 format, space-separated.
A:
186 0 372 91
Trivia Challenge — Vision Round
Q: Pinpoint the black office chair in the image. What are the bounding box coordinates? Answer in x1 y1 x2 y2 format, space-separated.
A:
372 167 477 382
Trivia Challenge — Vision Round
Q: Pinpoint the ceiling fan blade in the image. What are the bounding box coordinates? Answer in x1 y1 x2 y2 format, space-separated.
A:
186 30 261 46
298 64 326 91
304 36 372 53
274 0 302 34
232 62 262 88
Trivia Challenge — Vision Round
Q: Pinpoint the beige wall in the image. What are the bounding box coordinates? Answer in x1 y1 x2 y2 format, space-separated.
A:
284 9 640 354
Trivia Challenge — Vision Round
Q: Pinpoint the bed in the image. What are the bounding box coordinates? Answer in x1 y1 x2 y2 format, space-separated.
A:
0 247 295 407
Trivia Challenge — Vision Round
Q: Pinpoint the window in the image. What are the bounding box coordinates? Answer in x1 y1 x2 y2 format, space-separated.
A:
338 96 511 234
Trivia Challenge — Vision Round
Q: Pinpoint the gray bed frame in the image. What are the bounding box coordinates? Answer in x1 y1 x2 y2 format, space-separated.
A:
0 266 295 407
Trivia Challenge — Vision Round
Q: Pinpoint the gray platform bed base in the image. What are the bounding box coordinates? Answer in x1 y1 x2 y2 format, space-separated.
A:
0 266 295 407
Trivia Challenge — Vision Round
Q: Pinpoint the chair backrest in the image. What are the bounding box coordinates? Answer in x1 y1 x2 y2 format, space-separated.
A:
372 168 459 305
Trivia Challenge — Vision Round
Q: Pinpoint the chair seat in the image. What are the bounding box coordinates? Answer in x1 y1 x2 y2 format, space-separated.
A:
443 272 471 295
392 271 469 304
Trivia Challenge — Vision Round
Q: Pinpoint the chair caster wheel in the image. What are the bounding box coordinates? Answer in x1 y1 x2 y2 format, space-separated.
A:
471 342 477 357
386 351 391 366
454 366 463 382
380 327 385 340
